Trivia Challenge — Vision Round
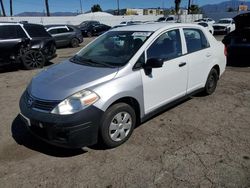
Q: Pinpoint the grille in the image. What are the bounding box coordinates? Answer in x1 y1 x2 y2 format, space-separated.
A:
213 26 225 30
25 91 60 112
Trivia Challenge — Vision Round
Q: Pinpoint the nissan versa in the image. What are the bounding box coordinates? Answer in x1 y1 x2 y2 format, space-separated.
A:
20 23 226 148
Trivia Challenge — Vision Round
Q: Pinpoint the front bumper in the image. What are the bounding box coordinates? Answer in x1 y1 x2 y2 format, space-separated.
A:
19 92 104 148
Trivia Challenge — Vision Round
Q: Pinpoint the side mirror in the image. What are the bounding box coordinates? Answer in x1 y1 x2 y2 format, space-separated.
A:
144 58 163 69
143 58 164 75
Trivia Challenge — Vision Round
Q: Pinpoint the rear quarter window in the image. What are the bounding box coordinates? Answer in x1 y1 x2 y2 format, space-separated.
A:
0 25 26 39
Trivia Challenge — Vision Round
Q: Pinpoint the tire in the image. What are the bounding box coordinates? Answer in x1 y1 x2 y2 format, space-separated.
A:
70 38 79 48
22 50 45 70
87 32 92 37
203 68 219 95
99 103 136 148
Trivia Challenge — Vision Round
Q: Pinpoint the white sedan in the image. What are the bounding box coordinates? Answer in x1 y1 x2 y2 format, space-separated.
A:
20 23 226 148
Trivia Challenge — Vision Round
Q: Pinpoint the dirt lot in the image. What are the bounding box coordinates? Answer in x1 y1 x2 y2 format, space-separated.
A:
0 36 250 187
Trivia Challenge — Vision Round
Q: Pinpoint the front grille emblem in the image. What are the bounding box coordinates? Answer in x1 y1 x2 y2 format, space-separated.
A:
27 97 34 108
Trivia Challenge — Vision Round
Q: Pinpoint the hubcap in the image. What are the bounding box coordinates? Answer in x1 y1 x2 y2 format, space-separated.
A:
24 51 43 68
109 112 132 142
208 74 215 91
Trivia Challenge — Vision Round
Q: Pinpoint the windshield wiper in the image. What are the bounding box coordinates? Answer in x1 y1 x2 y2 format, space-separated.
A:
78 56 117 68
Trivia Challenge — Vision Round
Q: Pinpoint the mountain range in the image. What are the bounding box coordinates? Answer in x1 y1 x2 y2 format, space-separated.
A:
201 0 250 13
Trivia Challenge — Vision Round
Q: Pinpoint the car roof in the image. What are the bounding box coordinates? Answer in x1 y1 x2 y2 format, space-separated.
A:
111 23 201 32
0 22 43 27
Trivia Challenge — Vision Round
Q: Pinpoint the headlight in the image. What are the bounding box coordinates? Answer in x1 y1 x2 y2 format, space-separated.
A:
51 90 99 115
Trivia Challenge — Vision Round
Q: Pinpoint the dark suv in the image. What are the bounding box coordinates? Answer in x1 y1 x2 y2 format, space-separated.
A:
222 13 250 66
0 22 56 69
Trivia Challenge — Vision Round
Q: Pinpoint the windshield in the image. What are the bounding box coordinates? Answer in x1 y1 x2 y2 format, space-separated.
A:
218 20 231 24
72 31 152 67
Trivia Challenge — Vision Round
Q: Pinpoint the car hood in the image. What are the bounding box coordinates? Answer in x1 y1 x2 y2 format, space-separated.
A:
29 60 119 101
234 12 250 30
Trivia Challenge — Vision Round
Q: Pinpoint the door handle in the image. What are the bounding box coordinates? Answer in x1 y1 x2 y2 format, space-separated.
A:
179 62 186 67
206 53 212 57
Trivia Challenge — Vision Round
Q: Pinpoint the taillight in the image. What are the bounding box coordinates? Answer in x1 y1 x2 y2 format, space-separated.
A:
224 45 228 56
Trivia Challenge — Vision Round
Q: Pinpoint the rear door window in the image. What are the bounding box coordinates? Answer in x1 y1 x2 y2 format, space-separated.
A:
24 24 51 37
184 29 210 53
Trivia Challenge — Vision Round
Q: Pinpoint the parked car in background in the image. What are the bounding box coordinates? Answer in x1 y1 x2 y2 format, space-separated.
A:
222 12 250 66
79 23 111 37
112 21 143 29
157 16 177 23
213 18 235 34
19 23 226 149
78 20 100 28
195 18 215 24
45 25 83 48
0 22 56 69
197 22 214 35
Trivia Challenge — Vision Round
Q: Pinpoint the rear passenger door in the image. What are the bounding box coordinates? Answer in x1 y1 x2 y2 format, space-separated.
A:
182 28 212 93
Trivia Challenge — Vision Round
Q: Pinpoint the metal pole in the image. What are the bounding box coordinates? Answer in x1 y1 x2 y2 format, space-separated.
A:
10 0 13 16
0 0 6 16
45 0 50 16
188 0 191 14
80 0 83 14
117 0 120 15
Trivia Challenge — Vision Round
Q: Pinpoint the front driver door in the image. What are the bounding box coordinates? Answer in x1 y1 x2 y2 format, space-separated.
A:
141 29 188 114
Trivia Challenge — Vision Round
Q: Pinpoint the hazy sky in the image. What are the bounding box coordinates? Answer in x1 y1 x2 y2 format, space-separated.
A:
1 0 248 15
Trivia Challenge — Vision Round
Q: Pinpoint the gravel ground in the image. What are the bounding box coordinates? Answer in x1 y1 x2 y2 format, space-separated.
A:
0 36 250 188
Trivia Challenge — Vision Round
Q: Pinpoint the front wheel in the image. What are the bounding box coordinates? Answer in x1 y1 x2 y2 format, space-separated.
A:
22 50 45 70
203 68 219 95
99 103 136 148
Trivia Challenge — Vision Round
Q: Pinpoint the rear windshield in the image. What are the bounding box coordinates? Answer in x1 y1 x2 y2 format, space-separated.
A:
24 25 51 38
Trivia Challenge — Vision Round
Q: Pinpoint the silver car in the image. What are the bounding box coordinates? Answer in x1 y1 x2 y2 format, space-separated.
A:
20 23 226 148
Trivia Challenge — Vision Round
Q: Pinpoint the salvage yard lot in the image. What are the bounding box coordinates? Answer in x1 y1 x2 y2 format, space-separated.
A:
0 36 250 187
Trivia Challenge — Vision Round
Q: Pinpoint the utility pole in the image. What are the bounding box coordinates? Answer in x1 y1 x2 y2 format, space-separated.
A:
45 0 50 16
117 0 120 15
79 0 83 14
10 0 13 16
0 0 6 16
188 0 191 14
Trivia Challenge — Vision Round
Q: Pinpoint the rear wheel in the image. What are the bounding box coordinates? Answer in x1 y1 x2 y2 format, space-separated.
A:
70 38 79 48
99 103 136 148
203 68 219 95
87 32 92 37
22 50 45 70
